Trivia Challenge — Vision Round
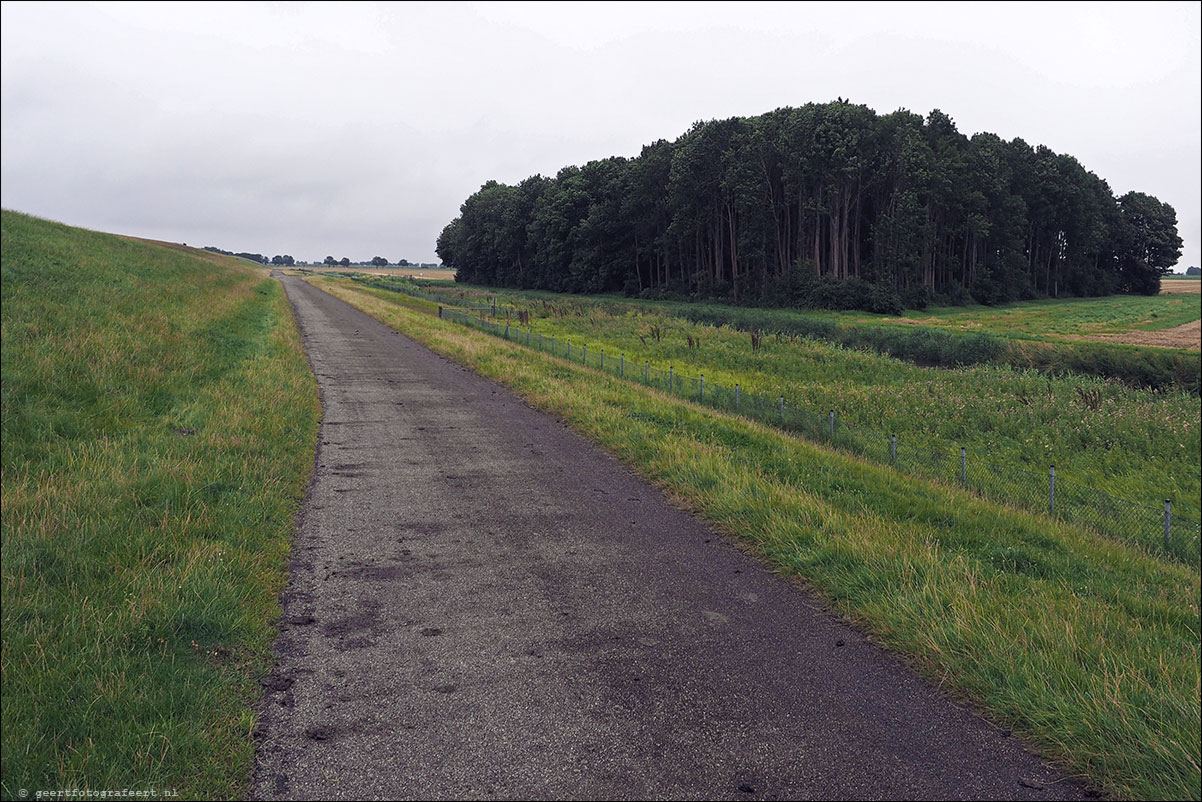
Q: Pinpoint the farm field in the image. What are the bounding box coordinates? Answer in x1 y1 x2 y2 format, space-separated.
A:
1160 276 1202 293
873 294 1201 349
1 212 319 798
306 274 1201 801
342 275 1202 527
300 266 456 281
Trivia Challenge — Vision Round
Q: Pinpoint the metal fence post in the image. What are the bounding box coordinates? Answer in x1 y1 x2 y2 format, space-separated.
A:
644 361 649 383
890 434 896 463
1049 465 1056 515
1165 500 1172 548
829 410 835 437
601 349 604 370
699 374 704 401
735 384 740 410
504 322 510 338
539 333 543 350
620 354 625 378
438 305 443 319
582 343 587 365
551 334 556 355
779 396 784 420
961 447 967 488
669 366 674 392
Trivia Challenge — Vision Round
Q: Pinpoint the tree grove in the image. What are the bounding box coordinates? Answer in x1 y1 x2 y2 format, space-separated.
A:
437 102 1181 310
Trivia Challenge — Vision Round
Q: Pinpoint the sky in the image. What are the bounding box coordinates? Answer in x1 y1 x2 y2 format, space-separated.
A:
2 1 1200 268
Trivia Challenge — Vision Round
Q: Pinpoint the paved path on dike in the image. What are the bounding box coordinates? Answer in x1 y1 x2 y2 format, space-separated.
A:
252 274 1089 800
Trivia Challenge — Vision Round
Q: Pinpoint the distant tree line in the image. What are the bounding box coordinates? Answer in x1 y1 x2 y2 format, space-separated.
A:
437 101 1182 311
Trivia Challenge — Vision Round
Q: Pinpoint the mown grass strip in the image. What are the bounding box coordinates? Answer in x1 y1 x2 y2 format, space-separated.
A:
1 212 320 799
311 275 1201 801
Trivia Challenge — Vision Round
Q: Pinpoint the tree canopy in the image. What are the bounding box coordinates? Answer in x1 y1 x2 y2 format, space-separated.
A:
438 101 1181 309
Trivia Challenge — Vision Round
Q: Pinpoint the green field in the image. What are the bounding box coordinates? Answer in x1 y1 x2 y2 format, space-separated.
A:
1 212 319 798
309 274 1202 801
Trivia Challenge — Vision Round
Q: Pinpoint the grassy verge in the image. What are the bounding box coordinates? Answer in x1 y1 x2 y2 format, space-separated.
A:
1 212 320 799
310 275 1200 800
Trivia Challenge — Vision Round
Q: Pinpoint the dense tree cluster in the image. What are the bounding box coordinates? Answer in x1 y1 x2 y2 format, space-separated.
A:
437 102 1181 309
203 246 267 264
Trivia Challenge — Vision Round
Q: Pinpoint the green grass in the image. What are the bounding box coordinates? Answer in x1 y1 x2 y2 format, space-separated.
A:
310 275 1201 801
1 212 320 799
881 294 1200 338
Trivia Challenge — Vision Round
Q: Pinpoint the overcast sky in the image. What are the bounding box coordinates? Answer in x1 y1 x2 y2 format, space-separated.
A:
3 1 1200 268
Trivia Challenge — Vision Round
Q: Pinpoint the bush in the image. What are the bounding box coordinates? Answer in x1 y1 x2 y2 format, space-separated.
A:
936 282 974 306
794 274 903 315
901 285 934 310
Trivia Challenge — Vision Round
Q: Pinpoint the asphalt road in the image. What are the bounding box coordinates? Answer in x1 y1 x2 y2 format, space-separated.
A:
252 274 1091 801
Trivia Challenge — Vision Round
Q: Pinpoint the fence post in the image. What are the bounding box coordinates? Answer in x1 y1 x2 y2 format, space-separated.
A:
669 366 674 392
700 374 704 401
645 361 649 383
829 410 835 437
891 434 896 463
552 334 556 355
961 447 967 488
735 384 740 410
1164 500 1172 549
601 349 604 370
779 396 784 420
1049 465 1055 515
504 322 509 338
582 343 587 365
491 299 496 317
620 354 625 378
539 333 543 351
438 305 443 319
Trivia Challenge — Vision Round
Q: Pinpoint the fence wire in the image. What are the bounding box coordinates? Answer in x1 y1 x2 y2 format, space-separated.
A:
352 277 1200 567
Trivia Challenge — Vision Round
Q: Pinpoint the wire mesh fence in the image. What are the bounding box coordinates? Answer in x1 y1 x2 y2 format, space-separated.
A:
367 280 1199 567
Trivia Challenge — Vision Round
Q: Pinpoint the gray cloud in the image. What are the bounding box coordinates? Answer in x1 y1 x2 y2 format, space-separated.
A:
3 1 1199 268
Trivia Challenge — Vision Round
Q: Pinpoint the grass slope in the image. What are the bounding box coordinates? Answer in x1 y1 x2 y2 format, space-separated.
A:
1 212 319 799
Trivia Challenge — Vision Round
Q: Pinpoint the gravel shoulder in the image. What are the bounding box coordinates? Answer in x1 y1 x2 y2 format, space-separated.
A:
251 274 1091 800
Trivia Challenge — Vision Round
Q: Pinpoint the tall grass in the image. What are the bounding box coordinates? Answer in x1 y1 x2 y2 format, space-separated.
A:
311 276 1201 801
1 212 320 799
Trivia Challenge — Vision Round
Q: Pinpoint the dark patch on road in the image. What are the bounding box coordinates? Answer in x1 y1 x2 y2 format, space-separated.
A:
252 275 1093 800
